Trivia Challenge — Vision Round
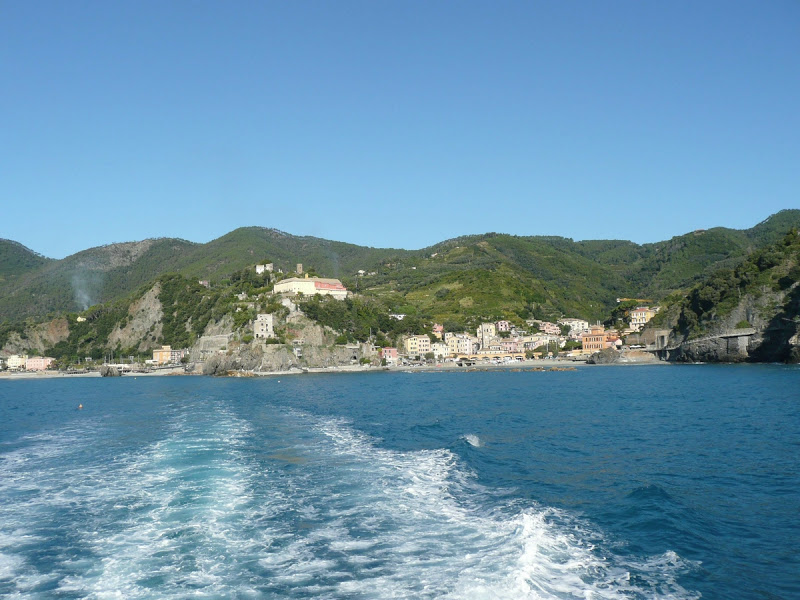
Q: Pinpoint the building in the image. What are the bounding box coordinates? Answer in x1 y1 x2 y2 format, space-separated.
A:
500 339 519 353
431 342 449 359
254 313 275 339
198 280 210 288
26 356 55 371
477 323 496 347
379 347 398 364
630 307 659 331
582 326 609 353
558 318 589 336
389 313 406 321
152 345 186 365
528 320 561 335
273 276 348 300
432 323 444 339
296 263 303 275
496 320 511 332
7 355 28 370
446 334 473 356
255 263 274 275
404 335 432 356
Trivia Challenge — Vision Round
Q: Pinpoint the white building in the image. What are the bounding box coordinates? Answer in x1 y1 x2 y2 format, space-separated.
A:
255 263 274 274
431 342 449 359
273 276 348 300
7 355 27 370
558 318 589 336
254 313 275 339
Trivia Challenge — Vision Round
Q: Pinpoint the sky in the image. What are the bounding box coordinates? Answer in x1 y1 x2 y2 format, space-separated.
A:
1 1 798 258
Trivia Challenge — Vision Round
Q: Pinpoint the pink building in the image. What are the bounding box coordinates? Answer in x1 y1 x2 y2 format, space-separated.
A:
26 356 55 371
379 348 398 359
432 323 444 339
496 320 511 332
500 339 518 352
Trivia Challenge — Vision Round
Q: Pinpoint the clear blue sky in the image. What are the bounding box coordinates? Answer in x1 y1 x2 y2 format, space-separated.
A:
2 1 798 258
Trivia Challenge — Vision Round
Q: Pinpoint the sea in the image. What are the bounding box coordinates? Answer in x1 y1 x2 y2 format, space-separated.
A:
0 364 798 599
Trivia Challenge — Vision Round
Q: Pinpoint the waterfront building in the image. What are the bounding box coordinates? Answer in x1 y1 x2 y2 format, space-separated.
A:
500 339 518 353
446 334 472 356
431 342 449 358
26 356 55 371
254 313 275 339
404 335 432 356
379 348 398 364
582 326 609 353
153 345 186 365
7 355 28 370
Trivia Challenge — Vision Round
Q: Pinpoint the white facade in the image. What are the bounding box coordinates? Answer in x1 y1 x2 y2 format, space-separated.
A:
273 277 348 300
255 263 274 274
7 355 28 370
558 318 589 336
254 313 275 339
431 342 449 358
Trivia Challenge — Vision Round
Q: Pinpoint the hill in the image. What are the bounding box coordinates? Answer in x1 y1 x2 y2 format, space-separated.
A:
0 239 52 284
1 210 799 325
647 228 800 362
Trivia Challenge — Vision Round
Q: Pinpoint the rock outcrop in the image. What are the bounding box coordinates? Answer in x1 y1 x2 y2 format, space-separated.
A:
663 285 800 363
107 283 163 352
1 317 69 355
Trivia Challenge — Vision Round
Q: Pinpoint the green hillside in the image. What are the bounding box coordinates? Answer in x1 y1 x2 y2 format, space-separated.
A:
0 238 198 322
167 227 415 281
1 211 799 325
0 239 51 283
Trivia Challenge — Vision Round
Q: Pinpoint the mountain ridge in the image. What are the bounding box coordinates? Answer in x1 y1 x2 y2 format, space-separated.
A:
1 210 799 324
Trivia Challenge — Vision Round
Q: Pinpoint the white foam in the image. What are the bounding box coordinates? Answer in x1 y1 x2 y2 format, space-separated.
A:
0 403 701 599
463 434 482 447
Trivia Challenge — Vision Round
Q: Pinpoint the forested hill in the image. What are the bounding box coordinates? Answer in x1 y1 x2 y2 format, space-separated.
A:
0 239 52 283
647 228 800 362
1 210 799 324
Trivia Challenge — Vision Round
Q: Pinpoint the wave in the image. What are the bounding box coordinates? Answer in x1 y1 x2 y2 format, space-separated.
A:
0 403 700 599
462 433 482 447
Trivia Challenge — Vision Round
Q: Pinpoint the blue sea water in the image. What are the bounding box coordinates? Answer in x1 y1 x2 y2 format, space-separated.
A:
0 364 798 599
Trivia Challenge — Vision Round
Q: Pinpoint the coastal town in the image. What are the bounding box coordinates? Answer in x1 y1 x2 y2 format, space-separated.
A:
0 261 663 375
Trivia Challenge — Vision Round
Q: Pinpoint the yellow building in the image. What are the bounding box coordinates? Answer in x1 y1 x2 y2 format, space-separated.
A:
404 335 432 356
630 307 659 331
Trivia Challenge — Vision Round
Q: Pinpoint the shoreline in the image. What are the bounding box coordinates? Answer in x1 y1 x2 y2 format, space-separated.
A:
0 356 672 381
